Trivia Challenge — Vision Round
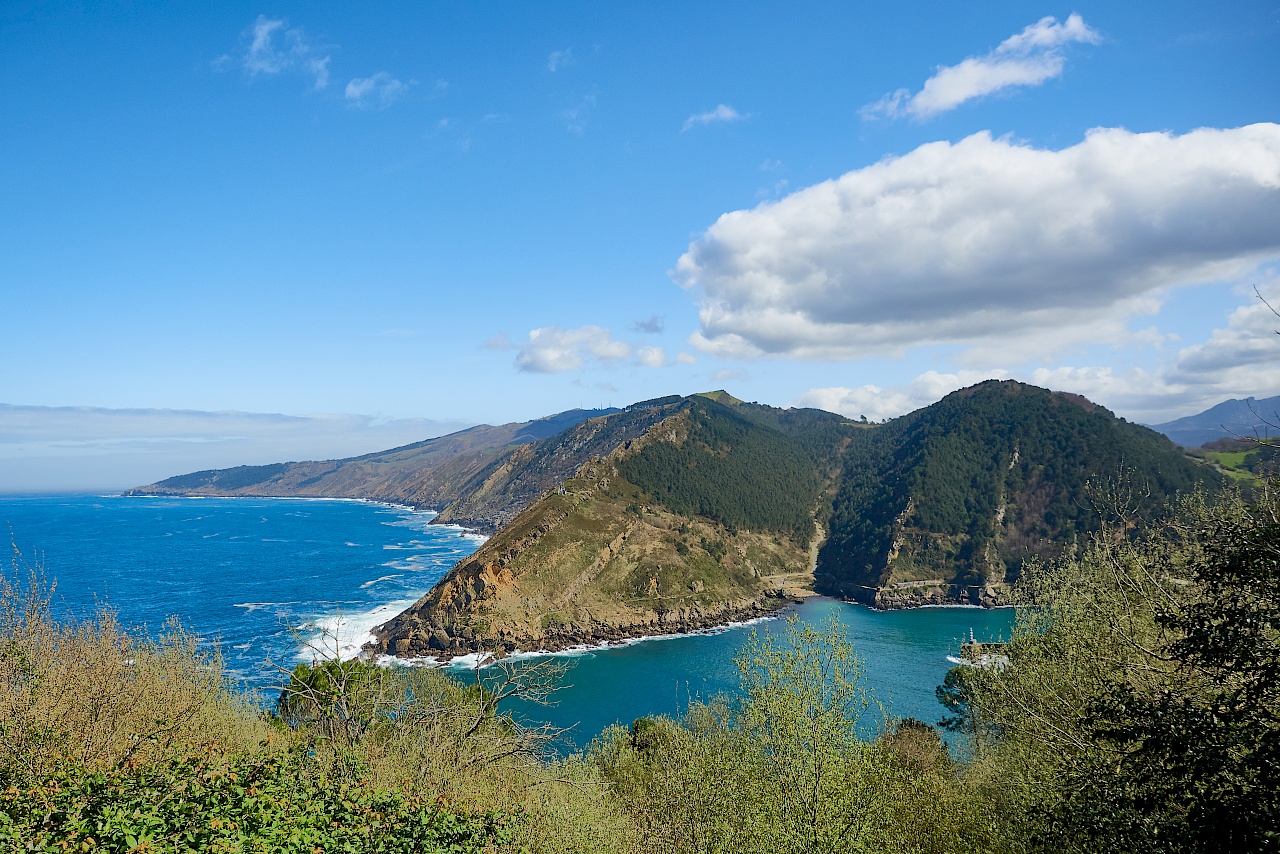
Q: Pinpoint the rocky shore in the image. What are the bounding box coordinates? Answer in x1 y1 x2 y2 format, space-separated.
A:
844 580 1012 610
368 589 797 661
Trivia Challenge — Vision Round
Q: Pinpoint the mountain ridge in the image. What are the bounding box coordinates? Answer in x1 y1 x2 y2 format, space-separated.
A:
128 383 1226 656
1145 394 1280 447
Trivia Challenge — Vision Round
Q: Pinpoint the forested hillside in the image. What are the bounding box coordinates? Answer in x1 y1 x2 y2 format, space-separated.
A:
374 397 849 658
817 380 1223 606
616 399 851 544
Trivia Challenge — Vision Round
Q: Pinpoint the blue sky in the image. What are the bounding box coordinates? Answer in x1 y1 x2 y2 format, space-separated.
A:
2 2 1279 488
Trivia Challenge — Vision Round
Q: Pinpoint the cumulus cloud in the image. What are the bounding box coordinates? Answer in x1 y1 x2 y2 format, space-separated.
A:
637 346 666 368
0 405 469 493
234 15 331 89
863 14 1099 120
683 104 748 132
515 325 631 373
794 370 1011 422
674 352 698 365
345 72 409 108
675 124 1280 361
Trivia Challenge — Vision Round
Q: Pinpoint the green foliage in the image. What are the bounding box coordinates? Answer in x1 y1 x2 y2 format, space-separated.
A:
1188 436 1280 480
276 659 387 747
964 488 1280 853
819 380 1224 594
0 749 514 853
617 399 841 543
594 616 995 854
699 537 727 562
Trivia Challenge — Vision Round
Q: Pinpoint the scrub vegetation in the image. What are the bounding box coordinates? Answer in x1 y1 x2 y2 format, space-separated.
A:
3 480 1278 852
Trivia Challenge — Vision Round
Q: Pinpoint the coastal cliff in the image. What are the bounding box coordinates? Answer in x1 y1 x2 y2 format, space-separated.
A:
131 383 1224 641
370 397 848 658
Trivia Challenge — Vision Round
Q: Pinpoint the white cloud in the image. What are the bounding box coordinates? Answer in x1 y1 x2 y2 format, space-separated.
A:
237 15 331 89
795 282 1280 425
345 72 409 108
637 346 666 368
683 104 748 132
515 325 631 373
794 370 1011 422
863 14 1099 120
0 405 469 493
675 124 1280 361
674 352 698 365
547 49 574 72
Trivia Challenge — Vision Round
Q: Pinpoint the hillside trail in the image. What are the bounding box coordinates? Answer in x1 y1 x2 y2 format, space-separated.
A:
762 521 823 599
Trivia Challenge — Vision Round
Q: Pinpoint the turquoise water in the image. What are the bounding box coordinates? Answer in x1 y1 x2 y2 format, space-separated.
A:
481 598 1014 748
2 495 1015 747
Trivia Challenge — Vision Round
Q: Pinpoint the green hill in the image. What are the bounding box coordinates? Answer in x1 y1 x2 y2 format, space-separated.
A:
816 380 1224 607
373 397 852 657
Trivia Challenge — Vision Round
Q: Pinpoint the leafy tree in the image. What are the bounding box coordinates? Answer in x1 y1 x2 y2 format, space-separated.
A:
964 488 1280 853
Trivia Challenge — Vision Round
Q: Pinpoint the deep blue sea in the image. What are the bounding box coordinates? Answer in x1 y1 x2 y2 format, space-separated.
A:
2 495 1016 748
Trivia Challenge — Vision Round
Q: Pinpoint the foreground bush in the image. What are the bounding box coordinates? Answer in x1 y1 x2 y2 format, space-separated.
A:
11 483 1276 853
961 487 1280 853
594 617 1000 854
0 748 513 853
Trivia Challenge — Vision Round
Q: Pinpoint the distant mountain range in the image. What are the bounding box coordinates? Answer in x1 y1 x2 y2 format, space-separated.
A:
128 407 619 532
1146 395 1280 447
132 382 1225 658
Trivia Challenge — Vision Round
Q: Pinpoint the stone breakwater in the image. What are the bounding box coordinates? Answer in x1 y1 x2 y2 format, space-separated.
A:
368 591 795 661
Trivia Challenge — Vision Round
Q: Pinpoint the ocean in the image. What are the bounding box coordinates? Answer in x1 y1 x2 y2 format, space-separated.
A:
1 494 1016 748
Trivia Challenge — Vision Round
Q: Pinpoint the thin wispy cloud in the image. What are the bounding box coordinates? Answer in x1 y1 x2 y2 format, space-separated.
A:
683 104 748 132
547 49 574 72
345 72 410 108
0 404 470 493
483 332 516 351
230 15 332 89
863 14 1100 121
562 93 596 135
630 315 665 334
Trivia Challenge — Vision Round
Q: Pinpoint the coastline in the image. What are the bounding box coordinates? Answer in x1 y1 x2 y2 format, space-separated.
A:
368 590 800 664
373 606 797 670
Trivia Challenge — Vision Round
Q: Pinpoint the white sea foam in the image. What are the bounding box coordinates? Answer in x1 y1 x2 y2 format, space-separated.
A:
300 597 421 663
232 601 301 613
359 574 403 589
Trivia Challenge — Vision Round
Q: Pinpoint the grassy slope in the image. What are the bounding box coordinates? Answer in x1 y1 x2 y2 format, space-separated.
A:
374 400 849 657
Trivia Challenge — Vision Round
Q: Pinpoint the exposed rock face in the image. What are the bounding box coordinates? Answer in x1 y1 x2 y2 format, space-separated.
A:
371 407 825 659
844 581 1011 610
